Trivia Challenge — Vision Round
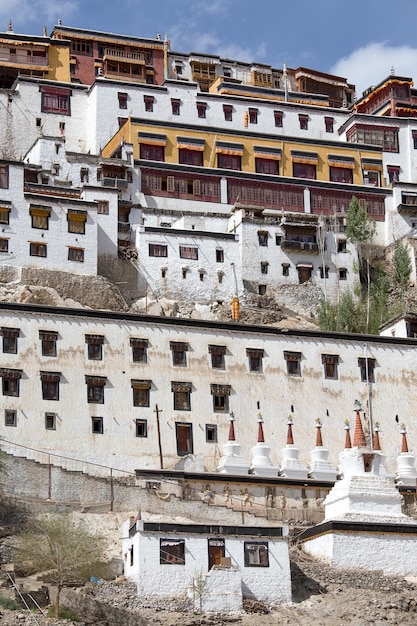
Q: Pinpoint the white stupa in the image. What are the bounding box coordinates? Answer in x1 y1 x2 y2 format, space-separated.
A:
307 418 338 481
395 424 417 487
217 413 250 475
249 413 279 477
279 417 308 480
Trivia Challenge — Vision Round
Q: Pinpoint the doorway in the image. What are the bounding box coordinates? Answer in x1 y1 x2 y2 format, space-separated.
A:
208 538 225 569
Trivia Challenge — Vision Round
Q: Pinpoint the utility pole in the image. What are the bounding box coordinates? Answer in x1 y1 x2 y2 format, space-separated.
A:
154 404 164 469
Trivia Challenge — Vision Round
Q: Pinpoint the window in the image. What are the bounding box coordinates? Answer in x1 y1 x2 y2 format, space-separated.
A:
5 409 16 427
0 238 8 253
160 539 185 564
0 206 10 223
284 351 301 376
209 345 226 369
293 163 316 179
325 117 334 133
274 110 283 127
255 158 279 175
175 422 193 455
172 382 191 411
68 247 84 262
41 87 71 115
86 376 106 404
258 284 267 295
131 338 148 363
135 419 148 438
358 357 376 383
118 92 128 109
216 248 224 263
91 416 104 434
299 114 309 130
179 246 198 260
1 368 21 396
258 231 268 247
179 148 203 166
329 167 353 184
132 380 151 407
223 104 233 121
197 102 207 118
206 424 218 443
387 165 400 183
412 131 417 149
30 243 47 257
41 372 60 401
97 200 109 214
322 354 339 380
30 206 50 230
45 412 56 430
339 268 347 280
140 144 164 161
67 211 86 234
171 99 181 115
337 239 347 253
223 67 232 77
347 124 399 152
211 384 231 413
144 95 154 112
71 39 92 54
218 154 241 170
149 243 168 257
247 349 264 373
261 262 269 274
282 263 290 276
170 342 188 366
0 165 8 189
175 64 183 75
363 169 380 186
80 168 89 184
85 335 104 360
319 266 329 279
1 327 19 354
249 108 258 124
244 542 269 567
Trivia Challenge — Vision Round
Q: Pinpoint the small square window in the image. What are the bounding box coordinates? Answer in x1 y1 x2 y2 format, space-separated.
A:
31 212 49 229
337 239 347 253
30 243 47 257
249 108 258 124
412 131 417 150
197 102 207 118
135 419 148 438
171 99 181 115
160 539 185 564
261 262 269 274
118 92 128 109
5 409 16 427
284 351 301 376
144 95 154 112
247 349 264 373
86 376 106 404
68 247 84 262
244 542 269 567
68 215 86 234
2 335 17 354
339 268 347 280
276 235 282 246
41 379 59 401
45 412 56 430
170 342 188 367
299 114 309 130
131 338 148 363
0 239 8 253
97 200 109 214
211 384 231 413
132 380 151 407
86 335 104 360
209 345 226 369
206 424 218 443
274 111 283 127
258 284 267 295
325 117 334 133
358 357 375 383
258 231 268 246
322 354 339 380
216 248 224 263
282 263 290 276
2 372 21 397
92 416 103 434
149 243 168 257
0 207 10 224
39 331 57 357
0 165 9 189
172 383 191 411
223 104 233 121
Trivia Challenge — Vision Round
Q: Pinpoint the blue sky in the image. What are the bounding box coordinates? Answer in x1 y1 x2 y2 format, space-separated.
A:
3 0 417 96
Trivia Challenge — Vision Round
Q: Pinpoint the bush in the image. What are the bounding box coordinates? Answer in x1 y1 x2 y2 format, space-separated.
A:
47 605 79 620
0 596 18 610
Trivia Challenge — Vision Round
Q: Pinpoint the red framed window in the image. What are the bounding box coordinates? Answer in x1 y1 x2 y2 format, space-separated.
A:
299 114 309 130
41 87 71 115
223 104 233 121
255 158 279 175
0 165 9 189
274 110 283 127
329 167 353 184
325 117 334 133
179 149 203 166
171 99 181 115
197 102 207 118
218 154 241 170
118 92 128 109
144 95 154 112
293 163 316 179
140 144 164 161
412 131 417 149
387 165 400 183
249 108 258 124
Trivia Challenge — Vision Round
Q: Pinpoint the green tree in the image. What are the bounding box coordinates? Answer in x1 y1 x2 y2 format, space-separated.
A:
16 513 108 617
392 240 412 290
346 196 376 251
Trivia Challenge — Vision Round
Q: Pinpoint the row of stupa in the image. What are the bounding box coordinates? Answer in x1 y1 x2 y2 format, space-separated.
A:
216 413 417 487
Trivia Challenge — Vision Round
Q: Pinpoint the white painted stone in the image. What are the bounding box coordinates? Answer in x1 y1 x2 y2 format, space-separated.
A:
280 445 308 480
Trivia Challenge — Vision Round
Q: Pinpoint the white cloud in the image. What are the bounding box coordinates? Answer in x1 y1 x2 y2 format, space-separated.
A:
330 42 417 98
192 0 228 16
0 0 79 31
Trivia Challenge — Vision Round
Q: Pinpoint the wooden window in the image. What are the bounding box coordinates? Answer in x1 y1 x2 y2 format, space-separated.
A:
347 125 399 152
68 211 86 234
337 239 347 253
387 165 400 183
218 154 241 170
223 104 233 121
274 110 283 127
68 247 84 262
258 231 268 246
284 351 301 376
205 424 218 443
255 158 279 175
39 331 58 357
1 327 19 354
91 416 103 434
140 144 164 161
85 376 106 404
160 539 185 564
131 380 151 407
179 246 198 260
282 263 290 276
216 248 224 263
322 354 339 380
85 335 104 361
339 268 347 280
249 108 258 124
130 338 148 363
209 345 226 369
29 243 47 257
0 165 9 189
170 342 188 367
329 167 352 184
175 422 193 455
247 349 264 373
363 170 380 187
45 412 56 430
149 243 168 257
144 95 154 112
325 117 334 133
135 419 148 438
299 114 309 130
0 368 21 397
30 206 50 230
258 284 267 295
358 357 376 383
41 87 71 115
0 206 10 223
171 98 181 115
244 542 269 567
197 102 207 118
71 39 92 54
412 131 417 149
5 409 16 427
40 372 60 401
293 163 316 179
179 149 203 166
211 384 231 413
172 382 191 411
261 262 269 274
118 92 128 109
97 200 109 214
0 238 8 253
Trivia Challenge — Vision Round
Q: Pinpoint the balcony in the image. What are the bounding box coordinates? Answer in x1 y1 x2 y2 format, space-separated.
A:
103 48 146 64
281 240 319 253
118 221 131 233
102 177 129 189
0 49 48 68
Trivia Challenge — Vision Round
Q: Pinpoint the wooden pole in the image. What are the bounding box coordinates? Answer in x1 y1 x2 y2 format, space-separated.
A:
155 404 164 469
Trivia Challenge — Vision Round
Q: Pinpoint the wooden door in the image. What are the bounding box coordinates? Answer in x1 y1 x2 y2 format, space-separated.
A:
208 538 225 569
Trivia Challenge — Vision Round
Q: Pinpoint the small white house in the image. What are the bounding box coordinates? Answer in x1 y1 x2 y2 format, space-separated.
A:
121 519 291 610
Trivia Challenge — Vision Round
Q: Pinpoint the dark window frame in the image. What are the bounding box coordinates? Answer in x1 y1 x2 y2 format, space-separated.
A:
160 538 185 564
244 541 269 567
